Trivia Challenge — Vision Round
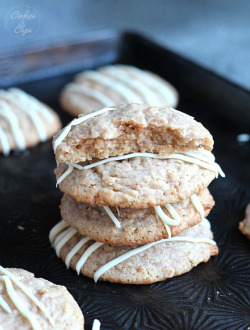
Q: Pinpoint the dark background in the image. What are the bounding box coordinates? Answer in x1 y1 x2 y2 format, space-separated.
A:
0 0 250 90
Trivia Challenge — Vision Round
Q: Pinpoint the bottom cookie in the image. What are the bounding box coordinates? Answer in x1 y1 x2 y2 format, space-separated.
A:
239 203 250 239
0 267 84 330
50 219 218 285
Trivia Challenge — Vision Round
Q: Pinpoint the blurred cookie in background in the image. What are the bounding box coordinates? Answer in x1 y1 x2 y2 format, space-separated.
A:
60 65 179 116
0 88 61 156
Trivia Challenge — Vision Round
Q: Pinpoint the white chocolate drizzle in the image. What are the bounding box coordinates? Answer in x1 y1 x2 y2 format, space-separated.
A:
0 100 26 151
0 124 11 156
92 319 101 330
0 88 55 155
77 71 142 103
154 205 181 238
49 219 216 282
191 194 205 219
57 150 225 185
102 66 160 105
72 65 178 108
65 237 91 269
55 227 77 257
49 220 68 242
0 266 54 329
103 206 121 228
75 242 103 275
0 276 41 330
67 83 113 107
115 65 178 107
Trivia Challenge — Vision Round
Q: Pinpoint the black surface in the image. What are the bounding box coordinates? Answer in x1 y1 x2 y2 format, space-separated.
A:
0 31 250 330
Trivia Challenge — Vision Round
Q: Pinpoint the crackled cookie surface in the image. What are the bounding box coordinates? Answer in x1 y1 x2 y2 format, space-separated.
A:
239 203 250 239
51 219 218 285
60 65 179 116
0 88 61 155
0 268 84 330
54 104 213 163
61 188 214 245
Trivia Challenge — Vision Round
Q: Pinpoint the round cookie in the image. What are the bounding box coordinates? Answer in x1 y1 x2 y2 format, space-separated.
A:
239 203 250 239
61 188 215 245
55 158 216 208
54 104 213 163
0 88 61 155
60 65 179 117
51 219 218 285
0 267 84 329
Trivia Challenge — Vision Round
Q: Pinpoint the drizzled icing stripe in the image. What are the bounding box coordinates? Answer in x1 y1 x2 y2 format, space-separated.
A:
154 206 181 238
92 319 101 330
77 71 142 103
184 149 215 163
76 242 103 275
49 219 216 282
57 150 225 185
0 125 10 156
0 293 11 313
0 276 41 330
103 206 121 228
53 226 73 248
164 204 181 222
53 107 117 152
55 227 77 257
0 100 26 150
0 266 54 328
102 66 160 105
67 83 113 107
49 220 68 243
56 164 74 185
115 65 178 107
167 153 225 178
191 194 205 219
68 150 220 172
48 221 98 272
65 237 91 269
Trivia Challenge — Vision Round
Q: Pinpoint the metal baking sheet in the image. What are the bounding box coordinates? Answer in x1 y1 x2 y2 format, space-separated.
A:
0 30 249 329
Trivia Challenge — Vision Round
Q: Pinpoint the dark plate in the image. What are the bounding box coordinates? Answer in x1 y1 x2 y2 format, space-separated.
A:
0 30 250 330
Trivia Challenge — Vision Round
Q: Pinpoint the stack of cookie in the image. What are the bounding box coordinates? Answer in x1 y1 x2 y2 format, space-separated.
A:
50 104 224 284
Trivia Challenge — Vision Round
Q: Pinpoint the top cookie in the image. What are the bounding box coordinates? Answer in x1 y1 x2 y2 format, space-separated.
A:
53 104 213 163
60 64 179 116
0 267 84 329
0 88 61 155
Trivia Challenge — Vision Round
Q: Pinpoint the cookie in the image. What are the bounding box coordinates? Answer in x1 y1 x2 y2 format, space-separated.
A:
0 88 61 155
50 219 218 285
55 157 216 208
239 203 250 239
53 104 213 163
0 267 84 329
60 65 179 117
60 188 214 245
